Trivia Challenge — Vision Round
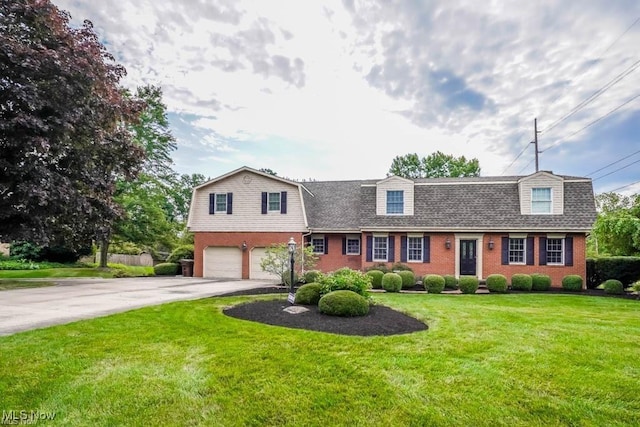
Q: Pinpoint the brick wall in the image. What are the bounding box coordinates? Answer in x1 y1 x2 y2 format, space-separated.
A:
313 234 362 272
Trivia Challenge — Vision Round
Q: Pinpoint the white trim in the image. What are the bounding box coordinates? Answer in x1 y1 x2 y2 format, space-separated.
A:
508 233 528 238
376 175 414 185
372 235 389 262
310 235 325 254
531 187 553 214
547 233 566 239
406 235 424 263
454 233 484 280
346 236 361 255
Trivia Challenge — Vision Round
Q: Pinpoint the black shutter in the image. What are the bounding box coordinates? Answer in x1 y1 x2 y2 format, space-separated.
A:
388 236 395 262
226 193 233 214
304 235 311 246
280 191 287 214
539 237 547 266
400 236 407 262
324 236 329 254
209 193 215 214
565 236 574 266
261 192 267 214
501 237 509 265
423 235 430 263
526 237 535 265
366 235 372 262
342 237 347 255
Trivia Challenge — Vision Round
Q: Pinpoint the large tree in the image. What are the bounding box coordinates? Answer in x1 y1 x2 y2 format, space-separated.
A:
0 0 144 250
590 192 640 256
389 151 480 179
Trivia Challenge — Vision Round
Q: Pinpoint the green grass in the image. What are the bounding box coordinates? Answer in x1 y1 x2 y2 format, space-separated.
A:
0 280 55 290
0 266 154 279
1 294 639 426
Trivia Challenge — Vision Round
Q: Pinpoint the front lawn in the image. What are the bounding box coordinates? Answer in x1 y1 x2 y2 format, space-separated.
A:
0 266 154 279
1 294 639 426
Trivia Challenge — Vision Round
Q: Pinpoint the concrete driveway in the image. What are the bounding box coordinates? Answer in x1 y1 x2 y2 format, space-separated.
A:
0 277 273 336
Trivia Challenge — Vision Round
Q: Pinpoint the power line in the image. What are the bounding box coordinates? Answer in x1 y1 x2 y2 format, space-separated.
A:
606 179 640 193
501 141 532 175
517 158 535 175
541 93 640 153
540 58 640 135
537 16 640 120
593 158 640 181
587 149 640 176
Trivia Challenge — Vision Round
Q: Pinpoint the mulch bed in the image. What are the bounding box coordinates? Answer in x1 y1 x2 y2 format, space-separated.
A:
223 298 428 337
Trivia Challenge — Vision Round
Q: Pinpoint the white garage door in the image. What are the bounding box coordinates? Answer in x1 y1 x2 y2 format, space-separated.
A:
250 247 280 281
204 247 242 279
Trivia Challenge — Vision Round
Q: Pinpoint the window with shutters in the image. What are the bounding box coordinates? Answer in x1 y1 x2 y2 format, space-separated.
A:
346 238 360 255
547 238 564 264
215 194 227 212
268 192 281 211
407 237 423 262
509 238 525 264
311 238 325 254
373 236 388 261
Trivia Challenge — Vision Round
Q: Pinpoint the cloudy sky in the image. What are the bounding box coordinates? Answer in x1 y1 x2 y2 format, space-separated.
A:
53 0 640 194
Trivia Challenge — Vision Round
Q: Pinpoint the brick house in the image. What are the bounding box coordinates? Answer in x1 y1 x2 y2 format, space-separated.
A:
187 166 596 287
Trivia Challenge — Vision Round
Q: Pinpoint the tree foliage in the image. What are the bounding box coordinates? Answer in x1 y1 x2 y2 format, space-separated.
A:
591 192 640 256
259 243 318 280
388 151 480 179
0 0 144 249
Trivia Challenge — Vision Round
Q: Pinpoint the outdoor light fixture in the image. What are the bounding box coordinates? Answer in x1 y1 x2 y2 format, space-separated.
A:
241 241 247 251
445 238 451 249
488 238 494 250
287 237 296 304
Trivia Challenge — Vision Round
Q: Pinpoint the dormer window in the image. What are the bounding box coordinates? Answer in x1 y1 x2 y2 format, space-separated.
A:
532 188 551 214
386 190 404 214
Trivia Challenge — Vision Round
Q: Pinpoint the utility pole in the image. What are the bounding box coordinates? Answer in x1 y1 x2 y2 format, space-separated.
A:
532 118 540 172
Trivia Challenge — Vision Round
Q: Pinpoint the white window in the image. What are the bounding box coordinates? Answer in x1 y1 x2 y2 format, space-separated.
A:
407 237 423 262
509 238 525 264
532 188 552 214
311 237 325 254
373 236 388 261
346 238 360 255
268 192 281 211
386 190 404 214
547 238 564 264
215 194 227 212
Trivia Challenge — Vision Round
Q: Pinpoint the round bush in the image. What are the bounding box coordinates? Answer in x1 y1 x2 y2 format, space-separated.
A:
602 279 624 295
422 274 445 293
166 245 194 263
318 290 369 317
459 276 479 294
303 270 322 284
531 274 552 291
366 270 384 289
295 283 322 305
562 275 583 292
382 272 402 293
398 270 416 289
154 262 179 276
511 274 532 291
443 275 459 290
486 274 508 293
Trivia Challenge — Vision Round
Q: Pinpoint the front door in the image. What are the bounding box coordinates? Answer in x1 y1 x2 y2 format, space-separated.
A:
460 240 477 276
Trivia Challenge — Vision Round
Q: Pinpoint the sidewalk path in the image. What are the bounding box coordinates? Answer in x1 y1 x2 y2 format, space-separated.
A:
0 277 273 336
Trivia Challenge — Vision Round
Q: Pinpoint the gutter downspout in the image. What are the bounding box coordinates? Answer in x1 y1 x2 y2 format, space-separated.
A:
301 230 313 276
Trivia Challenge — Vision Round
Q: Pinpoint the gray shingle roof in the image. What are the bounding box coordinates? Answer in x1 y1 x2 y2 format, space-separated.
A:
302 176 596 232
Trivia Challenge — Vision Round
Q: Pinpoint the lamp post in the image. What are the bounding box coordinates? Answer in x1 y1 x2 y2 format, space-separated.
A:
287 237 296 304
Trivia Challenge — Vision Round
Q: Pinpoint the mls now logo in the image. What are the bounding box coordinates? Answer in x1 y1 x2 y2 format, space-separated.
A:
2 410 56 425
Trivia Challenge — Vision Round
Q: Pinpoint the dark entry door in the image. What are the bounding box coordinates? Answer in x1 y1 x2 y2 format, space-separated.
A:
460 240 477 276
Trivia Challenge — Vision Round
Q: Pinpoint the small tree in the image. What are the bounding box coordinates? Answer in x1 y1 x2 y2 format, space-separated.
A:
259 243 318 283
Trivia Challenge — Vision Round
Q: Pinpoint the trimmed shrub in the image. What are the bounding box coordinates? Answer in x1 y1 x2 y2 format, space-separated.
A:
366 270 384 289
295 283 322 305
318 290 369 317
382 272 402 293
391 262 413 272
602 279 624 295
10 242 41 261
303 270 322 284
281 270 300 287
318 268 371 297
531 274 552 291
154 262 179 276
511 274 532 291
486 274 508 293
423 274 445 294
443 275 459 290
365 263 389 273
459 276 479 294
562 275 583 292
398 270 416 289
166 245 195 263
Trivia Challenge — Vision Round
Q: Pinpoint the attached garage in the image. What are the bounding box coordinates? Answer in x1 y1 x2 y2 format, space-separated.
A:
203 247 242 278
250 247 280 281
